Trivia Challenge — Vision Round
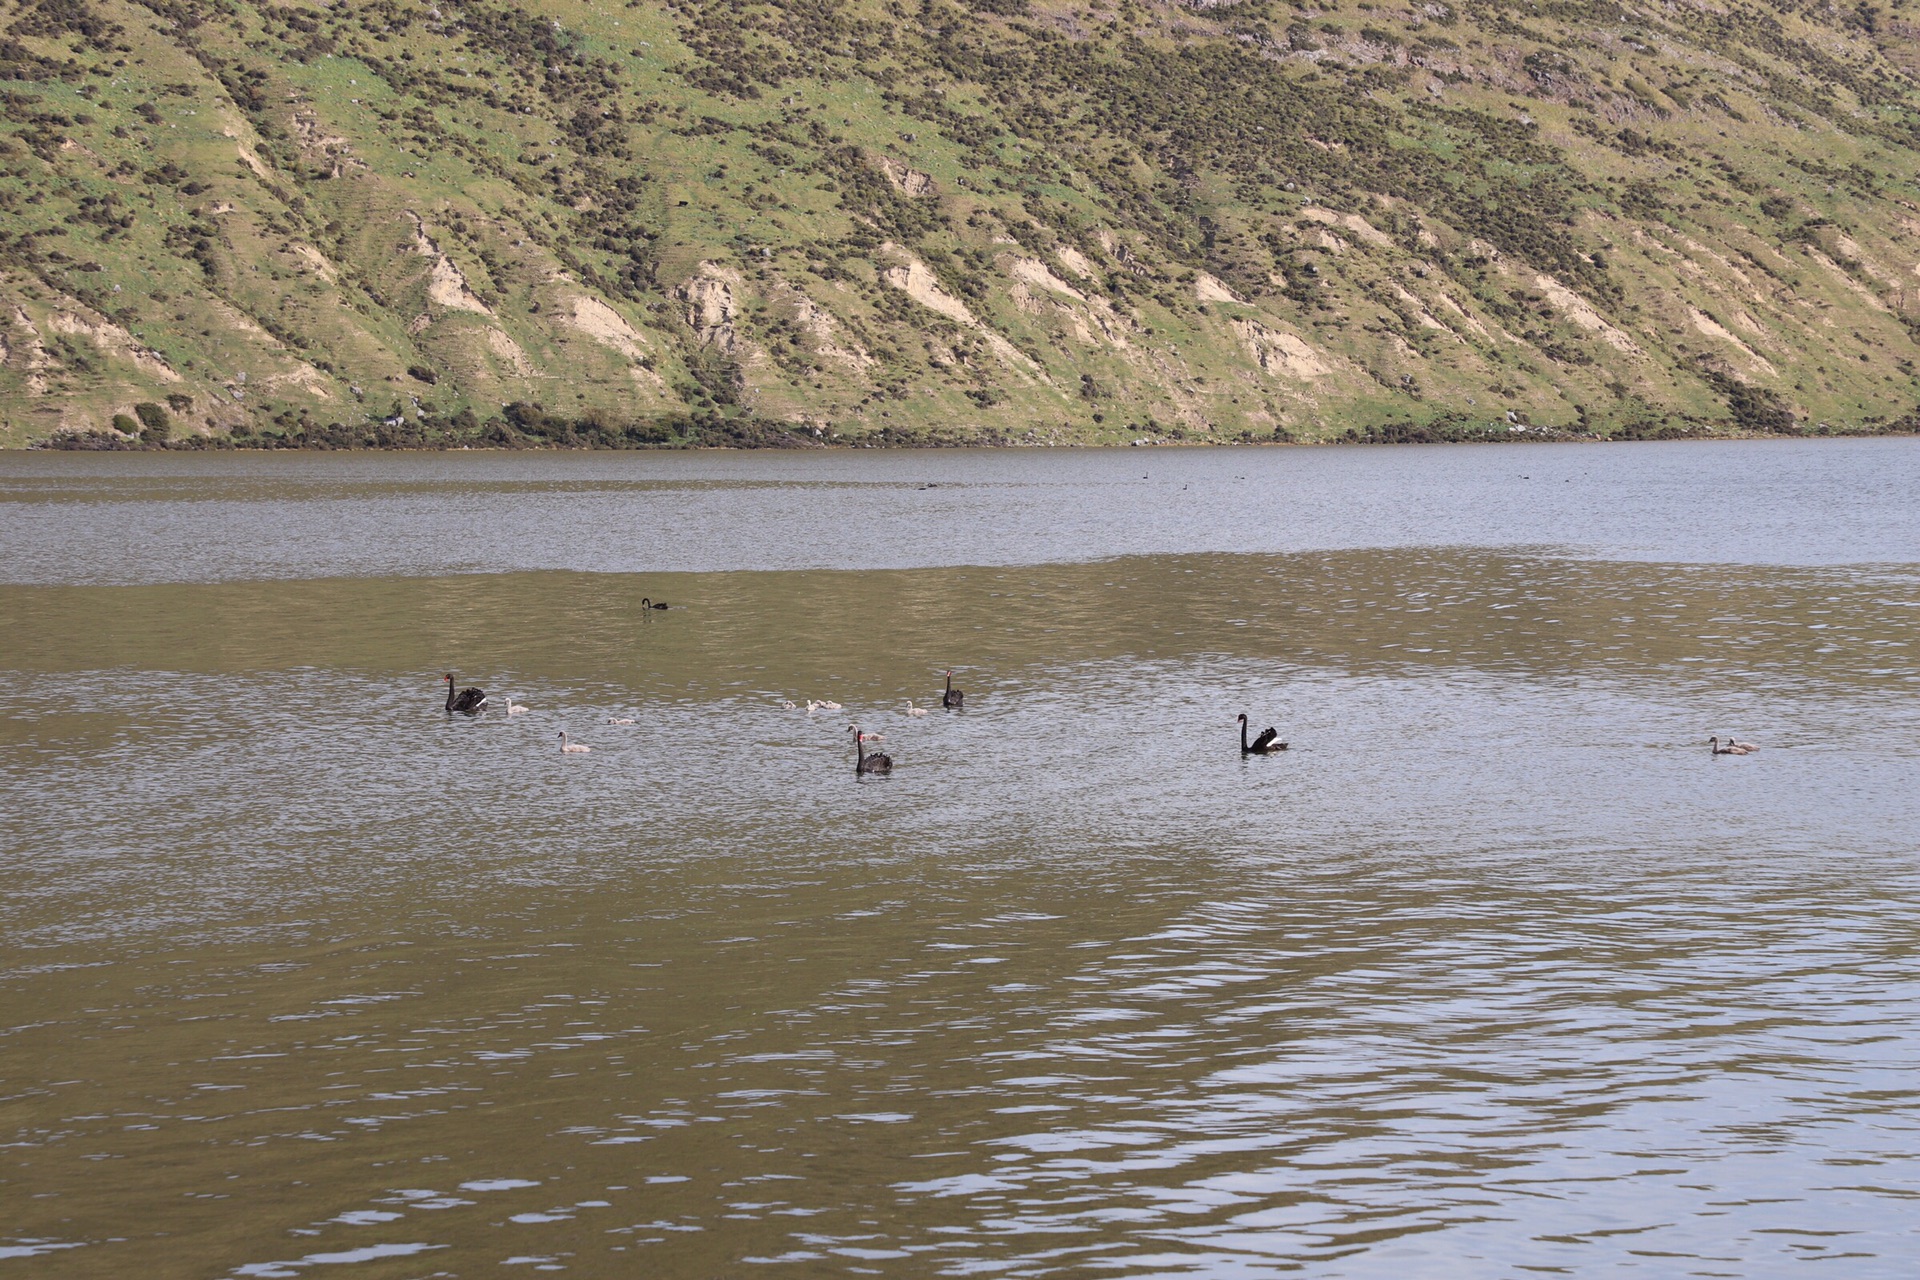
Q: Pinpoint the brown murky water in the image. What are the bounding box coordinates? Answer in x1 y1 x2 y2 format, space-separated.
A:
3 442 1919 1277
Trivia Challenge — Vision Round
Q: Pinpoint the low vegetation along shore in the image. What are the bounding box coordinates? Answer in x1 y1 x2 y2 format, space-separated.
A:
35 399 1920 451
10 0 1920 448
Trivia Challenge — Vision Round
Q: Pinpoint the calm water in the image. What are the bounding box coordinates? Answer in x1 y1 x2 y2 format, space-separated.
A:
2 441 1918 1278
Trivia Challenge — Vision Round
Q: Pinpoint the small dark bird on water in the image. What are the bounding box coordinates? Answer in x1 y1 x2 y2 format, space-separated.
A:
852 726 892 775
941 669 964 710
640 597 669 610
443 673 487 715
1238 713 1287 754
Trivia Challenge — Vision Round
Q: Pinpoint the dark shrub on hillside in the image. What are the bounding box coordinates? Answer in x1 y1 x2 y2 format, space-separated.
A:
133 401 171 442
1700 370 1797 433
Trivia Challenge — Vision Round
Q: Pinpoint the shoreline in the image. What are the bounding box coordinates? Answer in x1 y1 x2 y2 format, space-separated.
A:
21 395 1920 453
21 423 1920 452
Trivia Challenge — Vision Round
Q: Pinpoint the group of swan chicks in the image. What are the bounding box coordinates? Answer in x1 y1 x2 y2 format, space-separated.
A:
443 669 977 774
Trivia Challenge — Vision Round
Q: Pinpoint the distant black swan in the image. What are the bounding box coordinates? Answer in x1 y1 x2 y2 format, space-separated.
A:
853 726 893 775
641 597 670 610
443 673 488 715
1238 713 1288 755
941 669 964 710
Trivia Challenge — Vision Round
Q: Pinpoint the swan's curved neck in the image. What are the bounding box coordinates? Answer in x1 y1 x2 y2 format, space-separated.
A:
1240 718 1248 752
445 677 455 711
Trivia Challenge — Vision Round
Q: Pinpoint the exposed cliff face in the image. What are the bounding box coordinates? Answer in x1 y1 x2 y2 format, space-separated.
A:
5 0 1920 446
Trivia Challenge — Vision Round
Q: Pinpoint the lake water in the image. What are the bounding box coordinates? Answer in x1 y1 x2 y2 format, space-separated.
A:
2 440 1918 1278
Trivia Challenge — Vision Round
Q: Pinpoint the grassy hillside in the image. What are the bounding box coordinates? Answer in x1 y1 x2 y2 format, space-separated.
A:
6 0 1920 447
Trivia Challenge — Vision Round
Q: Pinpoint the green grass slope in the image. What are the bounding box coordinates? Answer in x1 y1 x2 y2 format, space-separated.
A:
7 0 1920 446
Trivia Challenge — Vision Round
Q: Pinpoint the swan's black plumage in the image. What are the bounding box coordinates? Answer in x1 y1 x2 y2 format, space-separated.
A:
941 669 964 709
1238 713 1287 754
641 597 669 610
444 673 487 714
853 727 893 775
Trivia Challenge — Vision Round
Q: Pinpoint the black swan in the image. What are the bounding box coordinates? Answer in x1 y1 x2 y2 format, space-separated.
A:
853 726 893 775
941 669 964 710
640 597 670 610
443 673 488 715
1238 713 1288 755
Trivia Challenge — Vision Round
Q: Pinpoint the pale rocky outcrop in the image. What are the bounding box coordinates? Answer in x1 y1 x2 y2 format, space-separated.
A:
47 311 182 382
564 296 650 360
791 294 872 369
1010 256 1087 301
1805 248 1891 310
1672 232 1761 297
560 295 667 389
262 363 336 398
881 256 975 326
289 108 354 176
288 243 340 283
8 307 57 394
486 327 537 376
1298 206 1394 248
409 214 492 315
1056 246 1098 278
1194 273 1240 304
1432 290 1493 339
880 251 1037 371
1687 307 1777 375
1389 282 1449 331
876 156 936 197
1533 274 1643 355
1095 230 1150 276
677 263 744 352
1007 256 1131 348
1233 319 1332 379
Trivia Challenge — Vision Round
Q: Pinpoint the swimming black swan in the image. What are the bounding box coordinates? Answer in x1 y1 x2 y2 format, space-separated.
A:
1238 713 1288 755
443 673 488 715
640 597 670 610
853 726 893 775
941 669 964 709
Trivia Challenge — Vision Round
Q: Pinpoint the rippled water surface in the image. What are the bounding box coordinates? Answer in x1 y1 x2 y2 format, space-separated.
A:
2 442 1918 1278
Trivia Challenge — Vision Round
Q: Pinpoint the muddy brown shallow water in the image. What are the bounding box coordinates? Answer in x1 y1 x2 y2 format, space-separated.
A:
2 441 1918 1277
